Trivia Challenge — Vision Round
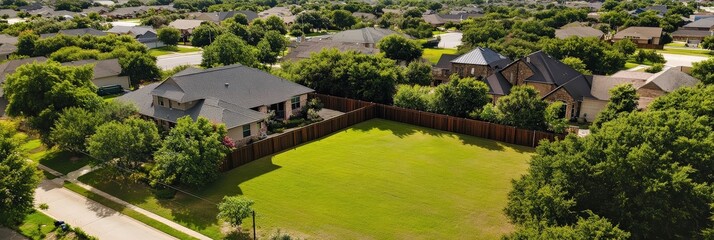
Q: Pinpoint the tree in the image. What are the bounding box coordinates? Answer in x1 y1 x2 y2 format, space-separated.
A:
613 38 637 56
691 58 714 84
540 37 627 75
377 34 423 62
119 52 161 87
279 49 400 104
331 10 357 30
233 13 248 25
150 116 228 187
201 33 258 68
592 84 638 129
402 61 433 85
462 22 506 47
190 22 224 47
264 15 287 35
158 27 181 46
634 49 665 64
87 117 160 169
506 109 714 239
393 84 431 111
3 61 102 141
431 75 491 117
49 108 103 153
560 57 591 75
217 196 254 227
0 122 40 227
262 30 288 55
16 31 37 56
544 101 568 133
495 85 548 130
506 214 630 239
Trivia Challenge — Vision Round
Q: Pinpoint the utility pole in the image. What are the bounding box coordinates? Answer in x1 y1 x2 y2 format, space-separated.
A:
252 211 257 240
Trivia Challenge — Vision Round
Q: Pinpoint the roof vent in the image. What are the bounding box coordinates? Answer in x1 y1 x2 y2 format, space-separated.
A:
526 57 530 63
225 82 229 87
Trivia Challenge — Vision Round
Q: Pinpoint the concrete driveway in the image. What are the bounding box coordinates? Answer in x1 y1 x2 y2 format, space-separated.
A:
34 180 175 240
661 53 708 67
437 32 462 49
156 52 203 70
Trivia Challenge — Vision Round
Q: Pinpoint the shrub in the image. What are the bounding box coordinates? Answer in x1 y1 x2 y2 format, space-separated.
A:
153 187 177 200
645 63 663 73
38 203 49 210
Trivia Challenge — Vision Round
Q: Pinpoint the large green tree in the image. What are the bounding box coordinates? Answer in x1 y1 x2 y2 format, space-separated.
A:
0 122 40 227
431 75 491 118
691 58 714 85
402 60 433 85
201 33 258 68
495 85 548 130
3 61 102 141
158 26 181 46
393 84 432 111
279 49 400 104
331 10 357 30
119 52 161 87
540 37 626 75
505 85 714 239
592 84 638 129
87 117 160 170
150 117 228 187
190 21 224 47
49 107 103 153
377 34 423 62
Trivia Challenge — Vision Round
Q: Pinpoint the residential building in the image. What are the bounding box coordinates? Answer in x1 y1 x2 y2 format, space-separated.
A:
0 34 17 60
282 39 378 62
580 67 699 122
107 25 165 48
555 26 605 39
40 28 107 38
432 47 511 85
62 59 130 89
330 27 409 48
352 12 376 21
611 27 663 49
484 51 593 119
117 65 314 142
629 5 668 17
258 6 295 24
423 13 482 27
103 5 175 19
671 29 711 42
189 11 258 23
168 19 205 42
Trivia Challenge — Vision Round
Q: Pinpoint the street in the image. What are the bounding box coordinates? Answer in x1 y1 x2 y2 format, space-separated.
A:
661 53 707 67
34 180 175 240
437 32 462 49
156 52 203 70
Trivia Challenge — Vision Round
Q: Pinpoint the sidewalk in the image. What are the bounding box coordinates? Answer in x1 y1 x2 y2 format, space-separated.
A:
35 180 176 240
40 165 213 240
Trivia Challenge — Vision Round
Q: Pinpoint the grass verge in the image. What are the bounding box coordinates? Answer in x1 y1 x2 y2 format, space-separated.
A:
657 47 713 57
63 182 198 240
17 211 56 240
149 46 201 57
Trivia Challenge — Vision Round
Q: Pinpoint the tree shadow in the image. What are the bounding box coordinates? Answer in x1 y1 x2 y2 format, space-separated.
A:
156 157 281 233
223 230 252 240
83 196 119 218
38 179 63 191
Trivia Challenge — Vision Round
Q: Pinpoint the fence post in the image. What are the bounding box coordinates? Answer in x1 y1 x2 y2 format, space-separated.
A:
532 130 536 148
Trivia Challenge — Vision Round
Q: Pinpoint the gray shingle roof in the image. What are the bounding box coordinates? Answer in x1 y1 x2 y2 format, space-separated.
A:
0 34 18 45
555 26 604 39
331 27 409 44
484 72 512 95
523 51 593 100
282 39 378 61
435 54 458 69
613 27 663 40
684 17 714 29
672 29 712 37
40 28 107 38
450 47 511 68
196 11 258 22
169 19 204 31
61 59 122 79
151 64 314 108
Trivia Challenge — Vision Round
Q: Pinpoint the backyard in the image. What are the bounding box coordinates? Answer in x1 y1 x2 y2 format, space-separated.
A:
423 48 458 64
79 119 533 239
148 46 202 57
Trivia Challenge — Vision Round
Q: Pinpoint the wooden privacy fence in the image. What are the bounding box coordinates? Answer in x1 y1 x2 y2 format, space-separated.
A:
220 93 566 171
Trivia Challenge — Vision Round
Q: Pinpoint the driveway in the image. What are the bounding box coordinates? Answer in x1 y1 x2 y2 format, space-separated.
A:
34 180 175 240
437 32 462 49
156 52 203 70
661 53 708 67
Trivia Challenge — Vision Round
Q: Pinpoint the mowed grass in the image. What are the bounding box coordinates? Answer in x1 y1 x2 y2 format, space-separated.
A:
657 47 714 57
80 119 533 239
17 211 57 240
148 46 202 57
29 149 90 175
423 48 458 64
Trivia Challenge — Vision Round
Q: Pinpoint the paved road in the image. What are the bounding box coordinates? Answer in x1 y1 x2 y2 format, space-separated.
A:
661 53 707 67
437 32 462 49
34 180 175 240
156 52 203 70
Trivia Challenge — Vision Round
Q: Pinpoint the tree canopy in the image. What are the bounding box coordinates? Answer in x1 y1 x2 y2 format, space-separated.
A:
691 58 714 85
202 33 258 68
87 117 160 170
431 75 491 118
158 26 181 46
377 34 423 62
0 121 40 227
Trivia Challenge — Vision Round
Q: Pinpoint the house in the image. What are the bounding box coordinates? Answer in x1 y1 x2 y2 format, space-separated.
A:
282 39 378 62
612 27 663 49
107 25 164 48
116 64 314 142
555 26 604 39
40 28 107 38
82 6 110 15
423 13 482 27
190 11 258 23
104 5 175 19
258 6 295 24
352 12 376 21
671 29 711 42
580 67 699 122
169 19 205 42
0 9 18 18
0 57 48 99
432 47 511 85
681 17 714 31
629 5 668 17
330 27 409 48
484 51 593 119
61 59 131 89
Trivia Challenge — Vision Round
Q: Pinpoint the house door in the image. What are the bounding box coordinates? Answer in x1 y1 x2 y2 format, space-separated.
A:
270 102 285 119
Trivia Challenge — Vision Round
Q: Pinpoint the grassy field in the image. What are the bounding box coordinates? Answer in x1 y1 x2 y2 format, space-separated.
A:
623 62 641 70
149 46 202 57
17 211 57 240
80 119 533 239
423 48 458 64
657 47 714 57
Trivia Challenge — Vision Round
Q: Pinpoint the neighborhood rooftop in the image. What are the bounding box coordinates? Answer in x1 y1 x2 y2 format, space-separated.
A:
450 47 511 68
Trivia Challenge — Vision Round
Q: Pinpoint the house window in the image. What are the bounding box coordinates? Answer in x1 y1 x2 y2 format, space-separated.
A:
470 68 475 75
157 96 165 106
242 124 251 138
291 96 300 109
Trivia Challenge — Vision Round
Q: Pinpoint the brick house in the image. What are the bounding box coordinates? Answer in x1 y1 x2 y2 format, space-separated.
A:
611 27 663 49
117 65 314 142
432 47 511 85
484 51 593 119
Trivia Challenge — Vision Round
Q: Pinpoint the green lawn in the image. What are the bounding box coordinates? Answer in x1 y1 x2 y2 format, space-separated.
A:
423 48 458 64
665 42 687 47
79 119 533 239
148 46 202 57
30 149 90 175
623 62 641 70
17 211 57 240
657 47 714 57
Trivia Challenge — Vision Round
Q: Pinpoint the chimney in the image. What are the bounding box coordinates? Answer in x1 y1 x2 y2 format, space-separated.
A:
225 82 229 87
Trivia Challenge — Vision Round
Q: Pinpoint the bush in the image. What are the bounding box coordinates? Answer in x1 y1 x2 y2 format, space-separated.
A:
38 203 48 210
152 187 177 199
285 118 306 128
645 63 663 73
634 49 665 64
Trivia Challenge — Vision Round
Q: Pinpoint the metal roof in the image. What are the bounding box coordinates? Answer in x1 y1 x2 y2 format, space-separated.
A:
450 47 511 68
